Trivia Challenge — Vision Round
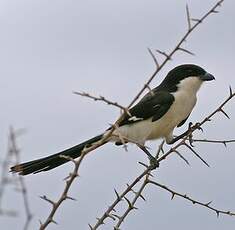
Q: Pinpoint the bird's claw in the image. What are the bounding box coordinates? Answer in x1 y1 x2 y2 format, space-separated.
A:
194 122 203 132
148 155 159 169
188 134 194 147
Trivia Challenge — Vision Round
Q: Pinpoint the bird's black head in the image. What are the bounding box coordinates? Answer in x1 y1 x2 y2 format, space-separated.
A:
158 64 215 92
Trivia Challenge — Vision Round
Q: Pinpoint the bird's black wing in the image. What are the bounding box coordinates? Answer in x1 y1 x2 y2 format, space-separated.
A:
119 91 174 126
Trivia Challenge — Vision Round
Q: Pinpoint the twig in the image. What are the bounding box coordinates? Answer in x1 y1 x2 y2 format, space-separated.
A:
73 91 131 116
39 152 84 229
9 127 33 230
114 175 149 229
148 180 235 217
191 138 235 147
0 139 18 217
90 168 152 229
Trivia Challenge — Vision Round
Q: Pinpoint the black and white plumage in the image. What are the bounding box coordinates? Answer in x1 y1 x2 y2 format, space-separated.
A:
11 64 215 175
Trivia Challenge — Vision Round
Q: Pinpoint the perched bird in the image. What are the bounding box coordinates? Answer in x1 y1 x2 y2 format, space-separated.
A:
10 64 215 175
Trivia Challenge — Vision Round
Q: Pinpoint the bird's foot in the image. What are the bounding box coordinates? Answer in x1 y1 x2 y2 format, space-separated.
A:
148 155 159 170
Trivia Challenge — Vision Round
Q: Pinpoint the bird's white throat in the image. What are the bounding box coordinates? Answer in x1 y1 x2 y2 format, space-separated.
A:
176 76 203 95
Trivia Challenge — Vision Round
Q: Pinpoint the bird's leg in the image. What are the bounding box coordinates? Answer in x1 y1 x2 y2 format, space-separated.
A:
136 143 159 169
168 122 196 146
168 122 203 145
168 129 190 144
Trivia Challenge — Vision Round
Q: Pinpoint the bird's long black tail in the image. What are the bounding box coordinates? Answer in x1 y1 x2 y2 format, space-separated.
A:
10 134 104 175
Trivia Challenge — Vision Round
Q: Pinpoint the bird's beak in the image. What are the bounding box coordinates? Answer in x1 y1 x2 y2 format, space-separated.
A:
200 72 215 81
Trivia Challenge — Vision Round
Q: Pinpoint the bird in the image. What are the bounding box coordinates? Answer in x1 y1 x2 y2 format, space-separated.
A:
10 64 215 175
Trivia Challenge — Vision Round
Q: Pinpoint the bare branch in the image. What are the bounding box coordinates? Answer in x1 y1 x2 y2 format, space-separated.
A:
148 180 235 217
92 86 234 229
73 91 131 116
9 127 33 230
114 175 149 229
190 138 235 147
39 151 86 229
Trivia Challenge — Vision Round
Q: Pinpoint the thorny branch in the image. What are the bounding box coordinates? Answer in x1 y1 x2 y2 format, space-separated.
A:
91 88 235 229
37 0 230 229
148 180 235 217
191 138 235 146
0 128 32 230
9 127 33 230
73 91 131 116
0 132 18 217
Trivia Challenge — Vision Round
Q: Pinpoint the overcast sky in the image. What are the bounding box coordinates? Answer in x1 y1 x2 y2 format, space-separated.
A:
0 0 235 229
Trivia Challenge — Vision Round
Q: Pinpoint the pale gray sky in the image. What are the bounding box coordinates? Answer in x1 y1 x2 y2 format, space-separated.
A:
0 0 235 229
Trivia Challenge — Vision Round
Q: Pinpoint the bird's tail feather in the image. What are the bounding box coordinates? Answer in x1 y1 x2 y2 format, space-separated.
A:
10 134 104 175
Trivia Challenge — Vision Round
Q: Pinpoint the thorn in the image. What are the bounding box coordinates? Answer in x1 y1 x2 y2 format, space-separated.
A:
212 10 219 13
139 194 146 201
156 49 172 60
147 172 154 177
191 18 202 23
51 218 58 225
39 195 55 206
174 150 190 166
205 201 213 206
124 197 132 208
171 193 175 200
223 141 227 148
216 211 220 218
112 214 121 220
178 47 195 56
219 108 230 119
229 86 233 97
147 48 160 69
114 189 121 201
107 213 116 220
227 211 232 216
65 196 77 201
186 4 191 30
88 224 93 229
184 143 210 167
138 161 149 168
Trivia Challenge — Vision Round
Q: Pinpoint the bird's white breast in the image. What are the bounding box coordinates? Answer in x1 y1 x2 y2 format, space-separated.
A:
112 77 202 145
